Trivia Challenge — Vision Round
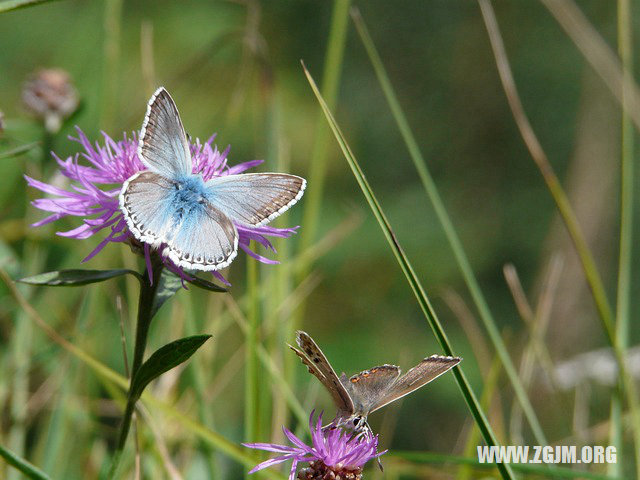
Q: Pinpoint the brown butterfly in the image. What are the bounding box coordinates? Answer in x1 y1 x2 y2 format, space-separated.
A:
289 330 461 433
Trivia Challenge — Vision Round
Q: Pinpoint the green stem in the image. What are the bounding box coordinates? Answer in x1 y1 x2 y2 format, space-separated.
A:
298 0 351 252
0 0 61 14
0 443 51 480
611 0 633 476
244 256 259 479
303 65 515 480
294 0 351 333
351 7 547 446
108 259 163 478
480 2 640 475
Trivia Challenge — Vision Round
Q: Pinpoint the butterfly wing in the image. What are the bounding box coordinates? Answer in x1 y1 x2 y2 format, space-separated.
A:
367 355 461 414
163 199 238 271
205 173 306 227
120 171 181 246
120 171 238 271
341 365 401 416
138 87 192 177
289 331 354 416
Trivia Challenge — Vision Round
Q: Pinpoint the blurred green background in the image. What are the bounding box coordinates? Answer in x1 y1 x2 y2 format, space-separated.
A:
1 0 638 478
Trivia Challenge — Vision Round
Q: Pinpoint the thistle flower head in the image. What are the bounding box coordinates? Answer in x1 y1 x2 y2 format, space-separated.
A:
243 412 385 480
26 128 298 282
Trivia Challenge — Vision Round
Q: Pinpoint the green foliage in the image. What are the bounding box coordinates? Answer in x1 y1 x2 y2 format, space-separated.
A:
130 335 211 402
18 269 140 286
0 444 50 480
0 1 637 479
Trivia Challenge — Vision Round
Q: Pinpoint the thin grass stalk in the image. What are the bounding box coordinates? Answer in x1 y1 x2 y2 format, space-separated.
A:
102 0 123 132
481 0 615 338
350 7 548 446
7 261 37 480
458 354 503 480
484 2 640 477
0 444 51 480
610 0 634 475
540 0 640 133
303 65 515 480
107 261 163 479
268 90 295 440
8 137 50 480
298 0 351 254
0 268 286 480
294 0 351 336
244 254 260 479
41 291 97 477
184 298 218 478
225 296 308 424
615 0 633 351
0 0 60 13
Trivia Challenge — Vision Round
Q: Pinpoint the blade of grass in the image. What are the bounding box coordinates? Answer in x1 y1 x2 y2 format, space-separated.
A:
610 0 633 475
458 354 503 480
540 0 640 133
480 0 615 338
615 0 633 369
101 0 123 131
0 444 51 480
245 254 260 479
298 0 351 254
0 268 286 480
0 0 60 13
224 295 308 424
0 142 40 159
481 2 640 476
350 7 547 446
303 63 515 480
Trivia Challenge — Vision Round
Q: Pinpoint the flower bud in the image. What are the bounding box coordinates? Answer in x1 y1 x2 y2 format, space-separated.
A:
22 68 79 133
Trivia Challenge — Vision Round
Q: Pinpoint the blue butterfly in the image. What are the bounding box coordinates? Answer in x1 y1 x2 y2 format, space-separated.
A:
119 87 306 271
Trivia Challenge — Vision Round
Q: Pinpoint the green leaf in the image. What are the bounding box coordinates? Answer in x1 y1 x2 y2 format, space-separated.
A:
150 271 226 318
129 335 211 401
0 142 40 159
0 0 61 13
150 270 183 317
350 8 550 447
186 275 227 293
0 443 51 480
303 64 515 480
18 269 140 287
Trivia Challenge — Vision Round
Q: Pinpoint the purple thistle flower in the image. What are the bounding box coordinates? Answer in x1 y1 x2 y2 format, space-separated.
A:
243 412 385 480
26 127 298 282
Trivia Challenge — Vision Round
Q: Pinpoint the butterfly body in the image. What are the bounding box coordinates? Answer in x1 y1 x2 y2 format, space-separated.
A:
119 87 305 271
290 331 461 434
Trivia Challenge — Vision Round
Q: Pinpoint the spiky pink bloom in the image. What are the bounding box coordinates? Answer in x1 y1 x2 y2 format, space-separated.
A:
26 128 298 282
243 412 385 480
